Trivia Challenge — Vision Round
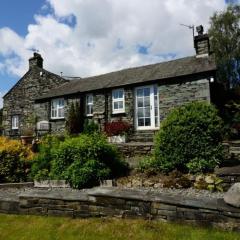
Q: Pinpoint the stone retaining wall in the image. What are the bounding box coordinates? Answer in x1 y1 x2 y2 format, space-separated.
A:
0 187 239 231
115 142 154 158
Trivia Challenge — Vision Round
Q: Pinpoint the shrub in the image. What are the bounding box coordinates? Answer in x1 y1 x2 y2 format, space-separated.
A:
66 102 82 134
154 101 224 173
31 134 64 180
105 121 131 136
83 119 100 135
51 133 126 188
66 159 111 189
36 133 128 188
0 137 34 182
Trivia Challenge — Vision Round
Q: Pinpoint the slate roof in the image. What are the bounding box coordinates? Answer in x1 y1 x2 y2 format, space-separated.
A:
36 55 216 100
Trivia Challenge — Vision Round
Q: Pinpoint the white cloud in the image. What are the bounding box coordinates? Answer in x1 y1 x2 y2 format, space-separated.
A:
0 91 6 108
0 0 227 80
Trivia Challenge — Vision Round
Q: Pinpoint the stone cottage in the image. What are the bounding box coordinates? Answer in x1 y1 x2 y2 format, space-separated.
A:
2 27 216 141
2 53 68 137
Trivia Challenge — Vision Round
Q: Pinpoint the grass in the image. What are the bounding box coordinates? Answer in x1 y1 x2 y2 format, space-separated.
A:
0 214 239 240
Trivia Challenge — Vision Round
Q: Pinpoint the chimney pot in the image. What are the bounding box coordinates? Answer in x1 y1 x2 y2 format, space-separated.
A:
194 25 210 58
29 52 43 69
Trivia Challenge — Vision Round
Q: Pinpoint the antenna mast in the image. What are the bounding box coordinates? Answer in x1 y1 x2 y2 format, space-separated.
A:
180 23 195 47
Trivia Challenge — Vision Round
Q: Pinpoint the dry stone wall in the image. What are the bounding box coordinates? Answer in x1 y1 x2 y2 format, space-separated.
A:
0 187 239 231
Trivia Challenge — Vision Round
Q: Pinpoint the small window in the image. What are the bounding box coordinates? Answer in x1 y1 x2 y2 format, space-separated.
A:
112 89 125 114
12 115 19 129
51 98 65 119
86 94 93 116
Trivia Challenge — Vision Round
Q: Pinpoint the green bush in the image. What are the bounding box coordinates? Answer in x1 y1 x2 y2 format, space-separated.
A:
31 135 64 180
31 133 128 188
154 101 224 173
66 102 82 135
83 119 100 135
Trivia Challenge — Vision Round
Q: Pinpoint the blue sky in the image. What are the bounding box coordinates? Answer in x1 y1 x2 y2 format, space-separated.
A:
0 0 234 108
0 0 46 99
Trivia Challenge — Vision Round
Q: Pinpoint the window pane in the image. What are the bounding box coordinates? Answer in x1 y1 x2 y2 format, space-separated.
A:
113 91 118 99
138 108 144 118
114 102 118 110
59 99 64 107
144 88 150 96
154 86 158 95
12 116 19 129
145 118 151 126
138 118 144 126
144 97 150 107
118 101 123 109
155 117 159 127
137 89 143 97
58 108 64 118
137 98 143 107
118 90 123 99
87 95 93 104
145 108 150 118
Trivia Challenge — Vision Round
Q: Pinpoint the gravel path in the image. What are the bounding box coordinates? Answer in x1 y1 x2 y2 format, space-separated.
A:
0 186 224 202
119 186 225 199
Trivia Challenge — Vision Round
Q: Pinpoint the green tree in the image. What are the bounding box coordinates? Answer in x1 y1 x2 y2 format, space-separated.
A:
66 102 82 134
208 5 240 89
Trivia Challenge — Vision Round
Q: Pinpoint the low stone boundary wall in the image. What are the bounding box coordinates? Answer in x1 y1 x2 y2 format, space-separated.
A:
0 187 239 231
0 182 33 189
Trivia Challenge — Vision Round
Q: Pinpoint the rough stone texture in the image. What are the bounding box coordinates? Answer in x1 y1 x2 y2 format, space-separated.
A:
3 54 67 137
224 183 240 208
0 187 239 231
115 142 154 158
159 78 210 121
38 76 211 139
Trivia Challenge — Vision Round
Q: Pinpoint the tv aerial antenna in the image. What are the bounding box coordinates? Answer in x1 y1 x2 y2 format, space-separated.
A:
180 23 194 38
180 23 195 47
28 48 40 53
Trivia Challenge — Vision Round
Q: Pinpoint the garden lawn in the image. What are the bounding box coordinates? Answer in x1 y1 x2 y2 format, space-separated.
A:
0 214 239 240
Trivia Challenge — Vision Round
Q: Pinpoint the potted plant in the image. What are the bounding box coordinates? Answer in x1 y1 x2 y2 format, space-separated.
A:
105 121 131 143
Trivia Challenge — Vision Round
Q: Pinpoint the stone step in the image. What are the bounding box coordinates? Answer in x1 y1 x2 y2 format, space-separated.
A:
227 141 240 147
128 136 155 142
229 147 240 152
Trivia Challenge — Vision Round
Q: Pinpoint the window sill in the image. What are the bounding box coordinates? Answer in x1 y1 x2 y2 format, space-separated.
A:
50 117 65 121
112 111 125 115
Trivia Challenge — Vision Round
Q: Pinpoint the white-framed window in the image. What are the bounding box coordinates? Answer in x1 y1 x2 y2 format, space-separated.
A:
86 94 93 116
112 89 125 114
11 115 19 130
51 98 65 119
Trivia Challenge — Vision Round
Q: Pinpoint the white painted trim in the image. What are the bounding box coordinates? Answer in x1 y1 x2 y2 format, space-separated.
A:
112 88 125 114
51 98 65 119
86 94 94 116
134 85 160 130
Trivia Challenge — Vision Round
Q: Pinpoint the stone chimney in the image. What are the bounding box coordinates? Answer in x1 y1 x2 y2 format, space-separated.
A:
29 52 43 69
194 25 210 58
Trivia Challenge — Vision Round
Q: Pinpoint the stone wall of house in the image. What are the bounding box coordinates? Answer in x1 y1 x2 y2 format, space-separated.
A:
33 77 210 137
159 78 210 121
3 66 67 136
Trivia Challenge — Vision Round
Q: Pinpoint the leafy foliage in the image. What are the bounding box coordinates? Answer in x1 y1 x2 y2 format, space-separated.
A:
83 119 100 135
105 121 131 136
154 102 224 173
0 137 34 182
31 133 128 188
208 5 240 88
31 135 64 180
194 174 224 192
66 102 82 135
